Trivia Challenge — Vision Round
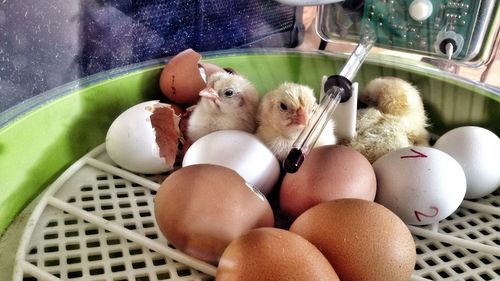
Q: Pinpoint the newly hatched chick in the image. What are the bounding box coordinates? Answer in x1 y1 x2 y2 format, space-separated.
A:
349 77 430 163
256 82 336 161
186 71 259 142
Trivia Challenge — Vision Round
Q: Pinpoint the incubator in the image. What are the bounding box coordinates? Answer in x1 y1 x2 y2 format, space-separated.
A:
1 1 499 280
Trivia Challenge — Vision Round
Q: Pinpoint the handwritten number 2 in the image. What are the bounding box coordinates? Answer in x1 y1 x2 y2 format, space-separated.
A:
414 206 439 222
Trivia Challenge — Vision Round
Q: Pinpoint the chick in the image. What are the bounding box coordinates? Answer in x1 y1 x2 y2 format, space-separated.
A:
256 82 336 161
349 77 430 163
186 71 259 142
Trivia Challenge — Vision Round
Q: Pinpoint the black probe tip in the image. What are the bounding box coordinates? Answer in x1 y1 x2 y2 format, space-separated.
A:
283 148 305 173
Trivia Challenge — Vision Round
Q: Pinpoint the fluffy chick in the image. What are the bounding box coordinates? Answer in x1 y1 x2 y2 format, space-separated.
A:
349 77 430 163
186 71 259 142
256 82 336 161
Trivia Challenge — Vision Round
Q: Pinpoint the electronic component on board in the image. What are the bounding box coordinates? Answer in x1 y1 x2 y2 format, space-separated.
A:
317 0 498 63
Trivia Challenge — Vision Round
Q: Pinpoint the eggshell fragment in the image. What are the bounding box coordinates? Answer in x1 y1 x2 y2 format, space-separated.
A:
216 227 340 281
290 199 416 281
433 126 500 199
280 145 376 219
373 146 466 225
105 101 181 174
150 104 182 167
159 48 224 106
154 164 274 264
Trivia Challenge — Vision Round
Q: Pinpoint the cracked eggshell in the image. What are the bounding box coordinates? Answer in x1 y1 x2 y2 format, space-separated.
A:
105 100 181 174
159 48 224 106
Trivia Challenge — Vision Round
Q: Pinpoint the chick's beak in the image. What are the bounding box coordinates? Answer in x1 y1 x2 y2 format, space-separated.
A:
199 87 219 100
291 106 308 126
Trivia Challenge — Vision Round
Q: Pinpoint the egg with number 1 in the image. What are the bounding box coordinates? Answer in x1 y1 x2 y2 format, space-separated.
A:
373 146 466 225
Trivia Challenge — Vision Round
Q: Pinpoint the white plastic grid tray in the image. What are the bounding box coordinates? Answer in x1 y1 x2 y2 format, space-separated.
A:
13 144 500 280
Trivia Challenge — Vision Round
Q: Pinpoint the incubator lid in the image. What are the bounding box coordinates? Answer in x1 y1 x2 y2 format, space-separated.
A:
0 1 304 115
1 1 499 119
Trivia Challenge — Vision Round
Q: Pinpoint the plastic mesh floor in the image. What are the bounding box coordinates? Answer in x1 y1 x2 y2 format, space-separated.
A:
14 144 500 281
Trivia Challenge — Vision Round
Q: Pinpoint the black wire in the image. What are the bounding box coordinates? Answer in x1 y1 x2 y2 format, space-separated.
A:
318 39 328 50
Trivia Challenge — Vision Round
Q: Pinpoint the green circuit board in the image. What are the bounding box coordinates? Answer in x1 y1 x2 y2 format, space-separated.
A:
318 0 496 61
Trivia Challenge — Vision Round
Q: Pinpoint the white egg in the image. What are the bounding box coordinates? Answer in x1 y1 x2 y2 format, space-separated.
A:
106 101 174 174
182 130 281 195
433 126 500 199
373 146 466 225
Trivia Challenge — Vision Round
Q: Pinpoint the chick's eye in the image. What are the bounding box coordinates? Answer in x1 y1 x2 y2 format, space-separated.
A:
279 102 288 111
223 89 234 98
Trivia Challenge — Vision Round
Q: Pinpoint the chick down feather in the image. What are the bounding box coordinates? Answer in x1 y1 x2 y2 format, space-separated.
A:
187 71 259 142
256 82 336 161
349 77 430 163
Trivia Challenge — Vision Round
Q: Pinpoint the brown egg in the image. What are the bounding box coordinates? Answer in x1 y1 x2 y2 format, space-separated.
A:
280 145 376 219
154 164 274 264
290 199 416 281
216 227 340 281
159 48 224 106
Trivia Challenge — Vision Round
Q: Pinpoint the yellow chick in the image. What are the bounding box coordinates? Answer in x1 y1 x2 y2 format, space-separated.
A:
187 71 259 142
256 82 336 161
349 77 430 163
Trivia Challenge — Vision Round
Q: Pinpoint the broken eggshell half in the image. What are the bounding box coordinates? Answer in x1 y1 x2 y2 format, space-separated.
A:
159 48 225 106
105 100 183 174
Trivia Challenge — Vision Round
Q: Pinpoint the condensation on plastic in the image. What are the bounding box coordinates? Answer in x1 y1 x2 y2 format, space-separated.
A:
0 0 300 113
13 144 499 281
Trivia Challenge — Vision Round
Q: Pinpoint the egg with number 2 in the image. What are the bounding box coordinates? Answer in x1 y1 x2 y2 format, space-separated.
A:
373 146 466 225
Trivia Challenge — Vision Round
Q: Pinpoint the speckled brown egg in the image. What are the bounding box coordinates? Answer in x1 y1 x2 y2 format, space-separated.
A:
280 145 376 219
154 164 274 264
216 227 340 281
159 48 224 106
290 199 416 281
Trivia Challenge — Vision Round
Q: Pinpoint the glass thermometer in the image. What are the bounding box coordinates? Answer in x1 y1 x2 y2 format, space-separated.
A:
283 34 374 173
